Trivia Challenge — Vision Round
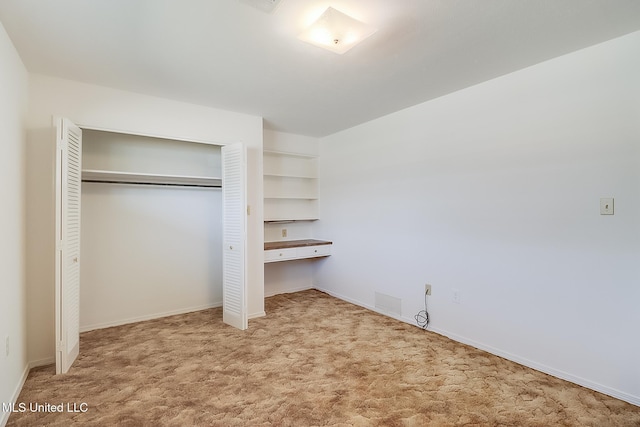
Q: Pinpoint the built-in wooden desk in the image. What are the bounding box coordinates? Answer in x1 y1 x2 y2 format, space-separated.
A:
264 239 332 263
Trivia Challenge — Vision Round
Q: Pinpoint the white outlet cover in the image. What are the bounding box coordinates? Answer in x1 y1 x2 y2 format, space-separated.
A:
600 198 614 215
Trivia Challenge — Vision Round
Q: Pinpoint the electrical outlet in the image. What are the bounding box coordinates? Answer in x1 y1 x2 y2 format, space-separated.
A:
282 228 287 238
424 284 432 296
5 335 9 357
452 289 461 304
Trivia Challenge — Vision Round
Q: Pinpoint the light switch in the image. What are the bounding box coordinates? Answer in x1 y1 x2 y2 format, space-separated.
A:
600 198 614 215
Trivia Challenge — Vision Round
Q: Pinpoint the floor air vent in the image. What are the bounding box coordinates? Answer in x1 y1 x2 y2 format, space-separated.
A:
374 292 402 317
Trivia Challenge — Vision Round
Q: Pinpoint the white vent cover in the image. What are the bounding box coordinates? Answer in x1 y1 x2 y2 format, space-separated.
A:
375 292 402 317
239 0 283 14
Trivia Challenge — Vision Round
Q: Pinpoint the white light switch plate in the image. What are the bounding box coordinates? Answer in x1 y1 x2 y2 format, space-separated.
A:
600 198 614 215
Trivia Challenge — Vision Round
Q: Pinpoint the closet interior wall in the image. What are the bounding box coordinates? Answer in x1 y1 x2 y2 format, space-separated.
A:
80 129 223 331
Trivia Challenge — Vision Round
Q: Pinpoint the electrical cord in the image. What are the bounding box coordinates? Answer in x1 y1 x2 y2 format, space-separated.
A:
414 292 430 330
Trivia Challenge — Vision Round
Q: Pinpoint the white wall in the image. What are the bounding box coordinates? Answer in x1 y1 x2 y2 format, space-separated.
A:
26 74 264 365
0 20 29 427
81 184 222 330
316 31 640 405
80 131 223 331
82 130 222 177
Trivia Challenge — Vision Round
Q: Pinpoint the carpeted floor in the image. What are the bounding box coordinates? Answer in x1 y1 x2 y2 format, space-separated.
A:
8 290 640 426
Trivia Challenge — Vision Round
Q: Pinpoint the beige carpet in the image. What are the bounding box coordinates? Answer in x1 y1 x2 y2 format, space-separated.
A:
8 290 640 426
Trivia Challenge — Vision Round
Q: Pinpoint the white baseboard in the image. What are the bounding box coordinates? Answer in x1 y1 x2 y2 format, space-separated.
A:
429 326 640 407
1 363 30 427
264 285 313 298
313 286 640 408
315 286 410 324
256 285 314 320
28 357 55 369
80 302 223 332
248 311 266 319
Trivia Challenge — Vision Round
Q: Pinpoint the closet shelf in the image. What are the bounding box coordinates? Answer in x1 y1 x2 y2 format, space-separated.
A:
264 196 318 200
82 169 222 187
264 173 317 179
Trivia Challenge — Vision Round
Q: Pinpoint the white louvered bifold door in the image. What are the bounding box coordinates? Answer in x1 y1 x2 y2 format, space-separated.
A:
221 143 248 330
55 117 82 374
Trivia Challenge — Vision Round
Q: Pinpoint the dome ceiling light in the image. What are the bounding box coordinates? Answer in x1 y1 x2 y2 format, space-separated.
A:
298 7 377 54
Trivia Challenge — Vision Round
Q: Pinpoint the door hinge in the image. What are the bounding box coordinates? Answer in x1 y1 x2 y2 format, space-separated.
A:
56 134 66 150
56 239 63 251
56 341 63 351
247 205 251 216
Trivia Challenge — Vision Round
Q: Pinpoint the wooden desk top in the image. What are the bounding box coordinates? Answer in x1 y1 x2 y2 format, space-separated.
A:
264 239 332 250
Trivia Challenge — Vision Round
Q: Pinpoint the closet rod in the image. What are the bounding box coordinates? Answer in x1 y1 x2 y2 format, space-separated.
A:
82 179 221 189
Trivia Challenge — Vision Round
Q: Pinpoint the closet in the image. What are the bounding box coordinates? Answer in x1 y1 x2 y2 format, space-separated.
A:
54 118 247 373
80 129 223 331
54 118 248 373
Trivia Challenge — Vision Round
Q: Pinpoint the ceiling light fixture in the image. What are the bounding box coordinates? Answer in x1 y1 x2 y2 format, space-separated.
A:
298 7 377 54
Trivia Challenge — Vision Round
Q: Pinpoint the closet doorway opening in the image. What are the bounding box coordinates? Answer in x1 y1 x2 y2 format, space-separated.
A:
54 118 247 374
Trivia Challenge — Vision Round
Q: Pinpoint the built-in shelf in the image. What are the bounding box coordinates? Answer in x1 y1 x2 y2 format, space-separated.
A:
264 196 318 200
263 148 318 222
264 239 332 250
264 218 319 223
263 149 317 158
264 173 317 179
82 169 222 187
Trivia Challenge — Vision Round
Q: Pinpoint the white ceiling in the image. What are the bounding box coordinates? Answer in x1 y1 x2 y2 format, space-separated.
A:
1 0 640 137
